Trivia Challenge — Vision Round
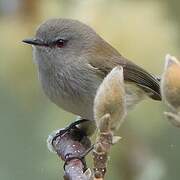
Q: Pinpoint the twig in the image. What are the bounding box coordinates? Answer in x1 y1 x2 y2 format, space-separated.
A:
93 114 114 179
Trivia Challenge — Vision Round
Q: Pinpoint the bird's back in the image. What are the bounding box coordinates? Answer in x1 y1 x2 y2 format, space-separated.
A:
85 35 161 101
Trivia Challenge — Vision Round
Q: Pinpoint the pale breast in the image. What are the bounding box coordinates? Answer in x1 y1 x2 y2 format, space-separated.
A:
38 63 145 120
38 64 102 120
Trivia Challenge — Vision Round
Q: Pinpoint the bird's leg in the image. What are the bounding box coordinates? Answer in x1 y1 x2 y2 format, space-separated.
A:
76 117 97 136
53 116 96 138
47 117 96 152
54 116 96 139
54 118 89 140
47 117 95 173
60 118 96 171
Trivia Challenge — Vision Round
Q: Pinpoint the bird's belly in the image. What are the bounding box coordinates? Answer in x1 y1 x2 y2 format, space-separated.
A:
52 83 145 117
51 92 94 120
42 82 144 119
39 68 145 120
38 69 100 120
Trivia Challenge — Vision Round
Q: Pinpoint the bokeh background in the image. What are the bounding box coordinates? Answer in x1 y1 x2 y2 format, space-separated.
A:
0 0 180 179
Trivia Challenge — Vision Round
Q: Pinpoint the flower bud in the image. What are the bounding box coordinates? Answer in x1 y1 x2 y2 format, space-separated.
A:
94 66 126 131
161 54 180 111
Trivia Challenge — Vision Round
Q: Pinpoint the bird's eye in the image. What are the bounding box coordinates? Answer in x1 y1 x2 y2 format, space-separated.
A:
55 39 67 48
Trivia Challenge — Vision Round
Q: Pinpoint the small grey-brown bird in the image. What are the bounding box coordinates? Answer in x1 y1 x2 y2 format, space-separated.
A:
23 18 161 135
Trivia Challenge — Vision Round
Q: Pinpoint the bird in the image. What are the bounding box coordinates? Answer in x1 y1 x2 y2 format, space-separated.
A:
23 18 161 135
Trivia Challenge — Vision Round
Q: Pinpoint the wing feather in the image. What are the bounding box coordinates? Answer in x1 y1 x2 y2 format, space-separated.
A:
88 55 161 100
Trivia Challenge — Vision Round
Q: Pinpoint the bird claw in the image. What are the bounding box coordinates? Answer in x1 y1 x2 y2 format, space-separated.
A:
47 119 90 153
63 155 87 171
63 145 94 171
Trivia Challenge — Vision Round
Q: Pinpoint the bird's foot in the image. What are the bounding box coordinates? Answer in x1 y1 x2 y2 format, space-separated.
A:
47 119 90 153
47 119 94 172
63 145 94 171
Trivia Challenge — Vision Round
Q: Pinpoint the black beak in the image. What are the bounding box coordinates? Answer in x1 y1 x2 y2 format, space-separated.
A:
22 38 47 46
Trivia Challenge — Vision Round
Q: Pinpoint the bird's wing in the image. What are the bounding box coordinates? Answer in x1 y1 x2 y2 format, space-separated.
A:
87 55 161 101
122 62 161 100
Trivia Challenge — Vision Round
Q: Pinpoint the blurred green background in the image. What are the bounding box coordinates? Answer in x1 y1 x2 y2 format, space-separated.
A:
0 0 180 179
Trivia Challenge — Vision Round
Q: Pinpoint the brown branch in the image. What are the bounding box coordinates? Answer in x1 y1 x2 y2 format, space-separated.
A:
51 128 92 180
92 114 121 179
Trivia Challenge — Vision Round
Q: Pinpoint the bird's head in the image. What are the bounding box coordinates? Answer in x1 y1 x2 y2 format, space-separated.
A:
23 18 100 69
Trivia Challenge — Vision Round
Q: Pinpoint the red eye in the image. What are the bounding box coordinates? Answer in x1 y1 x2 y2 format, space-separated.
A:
55 39 66 48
